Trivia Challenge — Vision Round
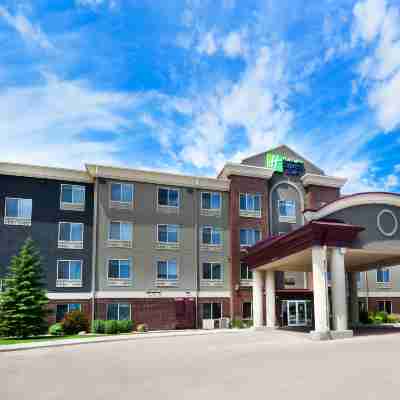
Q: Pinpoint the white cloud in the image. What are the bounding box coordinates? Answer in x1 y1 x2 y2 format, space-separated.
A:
222 31 246 58
352 0 400 132
196 31 218 55
0 73 137 169
0 6 53 50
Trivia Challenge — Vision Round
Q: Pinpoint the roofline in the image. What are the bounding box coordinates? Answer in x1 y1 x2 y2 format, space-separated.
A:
217 162 274 180
301 173 347 189
0 162 92 183
86 164 230 191
304 192 400 221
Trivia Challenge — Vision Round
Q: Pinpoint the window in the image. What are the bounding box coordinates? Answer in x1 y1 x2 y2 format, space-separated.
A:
110 183 134 205
56 303 81 322
239 193 261 217
202 263 222 281
107 303 131 320
201 226 222 245
57 260 82 287
240 263 253 281
240 228 261 246
108 259 131 280
157 224 179 243
242 302 252 319
60 185 85 210
201 192 221 210
158 187 179 207
278 200 296 222
377 300 392 314
376 268 391 283
109 221 133 241
202 303 222 319
0 279 6 292
58 222 83 249
157 260 178 281
4 197 32 225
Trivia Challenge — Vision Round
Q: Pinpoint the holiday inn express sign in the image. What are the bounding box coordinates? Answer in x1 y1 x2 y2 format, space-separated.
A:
265 152 305 176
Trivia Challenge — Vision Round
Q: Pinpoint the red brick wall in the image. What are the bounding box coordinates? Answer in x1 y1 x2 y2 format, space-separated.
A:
367 297 400 314
305 185 340 210
48 299 92 326
229 175 269 319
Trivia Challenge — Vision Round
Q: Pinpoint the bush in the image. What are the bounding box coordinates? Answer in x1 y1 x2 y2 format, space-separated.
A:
117 320 134 333
136 323 149 333
231 318 245 329
104 320 119 334
91 320 105 334
243 319 253 328
374 311 389 324
387 314 400 323
62 310 90 335
49 323 64 336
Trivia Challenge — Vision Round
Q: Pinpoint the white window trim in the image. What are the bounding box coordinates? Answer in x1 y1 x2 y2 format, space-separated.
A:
240 262 253 282
376 268 392 288
58 222 84 249
56 303 82 321
201 226 222 246
156 224 180 244
4 197 32 226
109 182 134 208
202 302 223 320
377 300 392 314
278 199 296 223
56 260 83 287
107 220 133 248
239 193 261 218
155 259 179 285
201 262 223 281
240 228 261 247
106 303 131 321
157 186 180 208
200 191 222 211
107 259 132 286
60 184 85 211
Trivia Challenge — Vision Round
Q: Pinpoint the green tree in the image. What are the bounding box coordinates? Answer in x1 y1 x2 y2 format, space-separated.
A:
0 239 50 338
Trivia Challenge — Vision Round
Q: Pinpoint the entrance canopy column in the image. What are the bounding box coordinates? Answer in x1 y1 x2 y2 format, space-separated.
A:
265 270 276 328
349 271 360 327
310 245 330 340
253 269 264 328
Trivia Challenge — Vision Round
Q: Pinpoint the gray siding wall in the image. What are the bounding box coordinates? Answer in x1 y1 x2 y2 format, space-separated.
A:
96 180 230 295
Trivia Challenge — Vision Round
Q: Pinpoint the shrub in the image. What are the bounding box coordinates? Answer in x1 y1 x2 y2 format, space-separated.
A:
117 320 134 333
231 318 245 329
374 311 388 324
49 323 64 336
62 310 90 335
136 323 149 333
243 319 253 328
91 320 106 334
104 320 119 334
387 314 400 323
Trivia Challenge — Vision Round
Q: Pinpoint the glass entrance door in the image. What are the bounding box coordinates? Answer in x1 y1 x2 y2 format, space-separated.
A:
286 300 312 327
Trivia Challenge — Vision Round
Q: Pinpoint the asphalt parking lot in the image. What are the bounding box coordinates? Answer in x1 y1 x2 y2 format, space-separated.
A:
2 329 400 400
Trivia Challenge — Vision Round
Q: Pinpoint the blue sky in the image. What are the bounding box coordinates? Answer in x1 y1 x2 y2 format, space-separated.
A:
0 0 399 193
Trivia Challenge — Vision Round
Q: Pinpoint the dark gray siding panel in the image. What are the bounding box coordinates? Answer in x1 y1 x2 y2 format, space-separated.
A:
0 174 93 292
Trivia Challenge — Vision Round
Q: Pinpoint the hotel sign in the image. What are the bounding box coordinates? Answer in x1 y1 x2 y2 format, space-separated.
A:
265 153 305 176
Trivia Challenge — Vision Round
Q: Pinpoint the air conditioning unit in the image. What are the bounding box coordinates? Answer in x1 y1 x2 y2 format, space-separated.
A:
202 319 215 329
202 318 230 329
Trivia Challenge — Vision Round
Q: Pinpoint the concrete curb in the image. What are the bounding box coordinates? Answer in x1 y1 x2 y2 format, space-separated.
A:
0 328 247 353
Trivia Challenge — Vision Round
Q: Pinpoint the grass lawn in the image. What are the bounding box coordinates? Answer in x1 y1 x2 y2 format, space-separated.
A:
0 334 102 345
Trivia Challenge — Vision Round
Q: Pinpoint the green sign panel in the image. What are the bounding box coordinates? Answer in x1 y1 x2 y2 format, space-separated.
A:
265 152 305 176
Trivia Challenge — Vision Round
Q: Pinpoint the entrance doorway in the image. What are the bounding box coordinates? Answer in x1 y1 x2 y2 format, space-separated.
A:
282 300 312 327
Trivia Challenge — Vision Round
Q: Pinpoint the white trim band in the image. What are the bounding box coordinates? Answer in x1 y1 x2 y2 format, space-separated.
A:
301 173 347 189
218 163 274 180
358 291 400 298
47 292 92 300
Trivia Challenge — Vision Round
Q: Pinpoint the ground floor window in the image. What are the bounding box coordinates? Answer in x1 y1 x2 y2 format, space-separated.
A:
242 302 252 319
202 302 222 319
56 303 81 322
377 300 392 314
107 303 131 320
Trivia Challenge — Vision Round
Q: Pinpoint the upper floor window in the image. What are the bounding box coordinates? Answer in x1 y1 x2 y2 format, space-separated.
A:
240 228 261 247
201 192 221 210
240 262 253 281
60 185 85 211
202 262 222 281
201 226 222 246
110 183 134 206
56 260 82 287
157 259 178 281
376 268 391 283
108 259 131 282
56 303 81 322
108 221 133 247
158 187 179 208
278 200 296 223
107 303 131 321
240 193 261 218
157 224 179 243
4 197 32 226
58 222 84 249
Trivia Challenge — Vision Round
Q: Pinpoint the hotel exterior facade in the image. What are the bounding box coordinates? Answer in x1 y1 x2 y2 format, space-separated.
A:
1 145 400 331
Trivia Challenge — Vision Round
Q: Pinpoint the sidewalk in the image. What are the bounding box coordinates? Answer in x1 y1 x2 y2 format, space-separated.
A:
0 328 245 353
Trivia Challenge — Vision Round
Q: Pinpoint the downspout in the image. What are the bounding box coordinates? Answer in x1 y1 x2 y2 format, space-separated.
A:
90 171 99 324
194 188 199 328
365 271 369 312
